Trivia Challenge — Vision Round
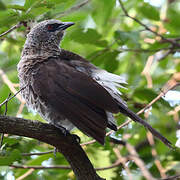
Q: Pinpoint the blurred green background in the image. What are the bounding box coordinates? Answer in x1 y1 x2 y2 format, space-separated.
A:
0 0 180 179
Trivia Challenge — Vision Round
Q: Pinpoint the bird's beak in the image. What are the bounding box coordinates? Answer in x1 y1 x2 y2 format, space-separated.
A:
58 22 75 30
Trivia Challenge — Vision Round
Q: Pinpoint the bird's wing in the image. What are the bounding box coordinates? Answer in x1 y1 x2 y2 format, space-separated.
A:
59 50 172 148
60 49 127 105
31 58 119 144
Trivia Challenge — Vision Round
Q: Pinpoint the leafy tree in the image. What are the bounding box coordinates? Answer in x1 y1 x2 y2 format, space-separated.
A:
0 0 180 179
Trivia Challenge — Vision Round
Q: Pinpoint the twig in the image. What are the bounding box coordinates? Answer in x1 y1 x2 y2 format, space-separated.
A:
168 105 180 122
113 148 132 180
95 161 122 171
126 143 155 180
118 0 180 48
120 74 179 127
22 150 54 156
81 139 96 146
11 164 71 170
160 174 180 180
0 134 4 149
0 69 25 103
141 55 154 88
0 22 22 38
0 93 11 148
142 49 173 88
20 145 130 176
0 87 25 108
55 0 90 18
118 47 175 53
16 169 34 180
156 49 173 61
174 37 180 41
89 43 176 63
143 102 166 178
16 101 26 117
147 132 167 178
4 93 11 115
10 161 122 171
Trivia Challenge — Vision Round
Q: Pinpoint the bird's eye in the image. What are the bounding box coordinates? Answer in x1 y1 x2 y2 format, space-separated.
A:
47 24 53 31
47 23 60 32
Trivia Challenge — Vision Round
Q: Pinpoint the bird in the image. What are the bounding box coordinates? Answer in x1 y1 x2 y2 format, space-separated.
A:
18 19 171 147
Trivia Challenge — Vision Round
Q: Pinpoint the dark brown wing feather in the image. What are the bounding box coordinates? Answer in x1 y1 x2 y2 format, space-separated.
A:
31 53 171 147
31 58 119 144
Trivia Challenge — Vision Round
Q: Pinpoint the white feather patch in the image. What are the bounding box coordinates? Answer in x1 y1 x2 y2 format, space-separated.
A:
92 70 127 106
94 70 127 84
92 70 127 91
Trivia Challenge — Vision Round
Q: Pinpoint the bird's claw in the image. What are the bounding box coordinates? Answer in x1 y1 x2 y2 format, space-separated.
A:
50 123 80 143
71 134 81 144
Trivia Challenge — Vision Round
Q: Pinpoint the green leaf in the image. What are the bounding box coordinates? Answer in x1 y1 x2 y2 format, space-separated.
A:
104 50 120 72
28 7 50 17
7 5 25 11
18 12 35 21
24 0 41 10
87 147 117 179
92 0 116 30
166 8 180 31
133 88 171 109
114 30 129 45
60 11 87 22
133 88 158 102
0 149 21 165
46 0 76 18
137 2 160 21
0 9 19 26
114 30 140 47
70 28 108 47
0 1 6 10
47 0 70 4
91 50 119 70
0 0 179 179
3 137 19 146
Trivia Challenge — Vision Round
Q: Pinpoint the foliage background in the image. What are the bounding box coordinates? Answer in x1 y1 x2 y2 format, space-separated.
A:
0 0 180 179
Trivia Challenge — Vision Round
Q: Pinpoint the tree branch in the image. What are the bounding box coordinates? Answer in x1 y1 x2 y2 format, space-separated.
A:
0 22 22 38
0 115 104 180
160 174 180 180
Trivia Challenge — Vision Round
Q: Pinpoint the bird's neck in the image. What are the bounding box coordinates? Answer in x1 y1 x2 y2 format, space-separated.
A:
21 39 61 59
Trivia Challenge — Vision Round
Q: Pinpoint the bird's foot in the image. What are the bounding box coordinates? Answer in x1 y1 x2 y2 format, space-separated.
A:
71 134 81 144
49 123 80 143
50 123 70 136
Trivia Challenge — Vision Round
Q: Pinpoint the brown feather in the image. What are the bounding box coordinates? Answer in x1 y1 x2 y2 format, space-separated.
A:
31 58 120 144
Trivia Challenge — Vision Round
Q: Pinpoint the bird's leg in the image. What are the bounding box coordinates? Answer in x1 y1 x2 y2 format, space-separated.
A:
49 123 81 143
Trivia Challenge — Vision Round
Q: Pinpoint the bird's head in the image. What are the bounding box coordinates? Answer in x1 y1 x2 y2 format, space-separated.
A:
26 19 74 48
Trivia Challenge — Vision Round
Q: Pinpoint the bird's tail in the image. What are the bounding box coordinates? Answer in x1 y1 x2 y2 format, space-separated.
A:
118 103 172 148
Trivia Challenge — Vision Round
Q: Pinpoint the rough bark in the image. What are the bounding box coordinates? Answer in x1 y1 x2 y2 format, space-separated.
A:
0 115 105 180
